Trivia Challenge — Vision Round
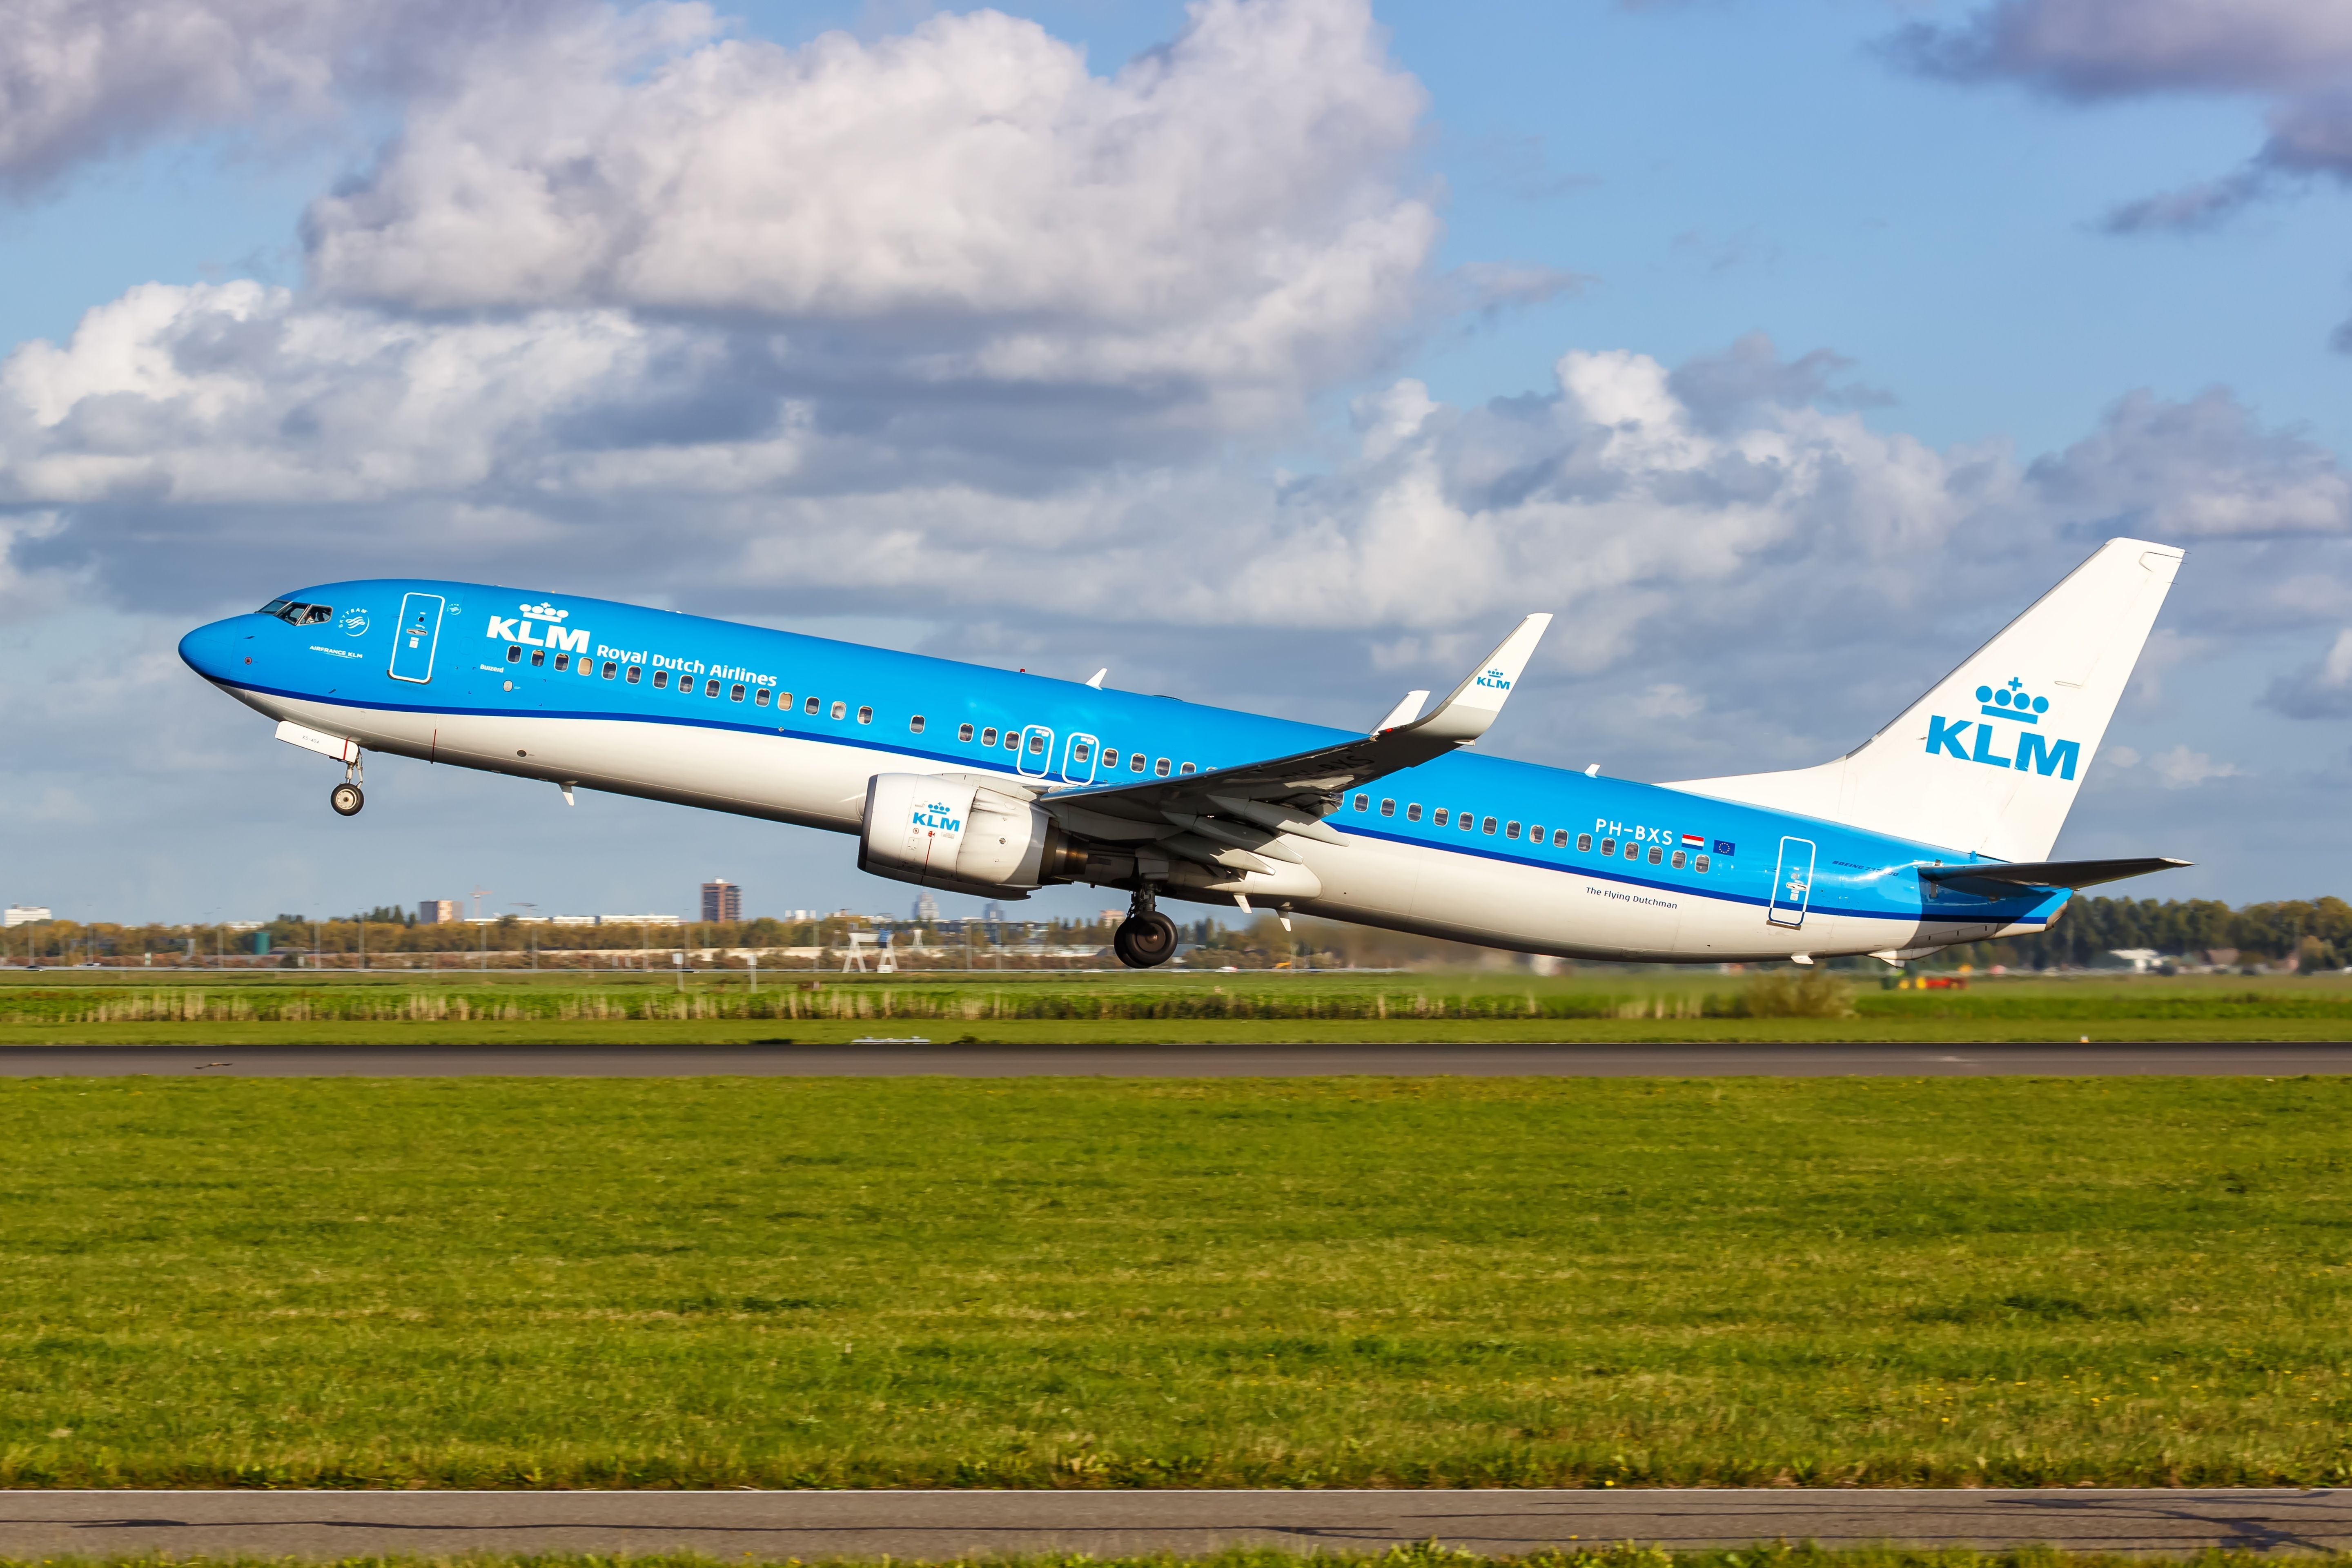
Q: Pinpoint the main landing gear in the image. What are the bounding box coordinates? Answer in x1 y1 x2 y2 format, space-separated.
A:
1113 884 1178 969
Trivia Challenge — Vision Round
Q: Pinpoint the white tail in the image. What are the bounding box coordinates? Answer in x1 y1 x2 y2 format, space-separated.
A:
1667 537 2184 862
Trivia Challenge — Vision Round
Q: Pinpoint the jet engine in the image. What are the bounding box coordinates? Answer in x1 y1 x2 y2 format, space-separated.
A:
858 774 1085 895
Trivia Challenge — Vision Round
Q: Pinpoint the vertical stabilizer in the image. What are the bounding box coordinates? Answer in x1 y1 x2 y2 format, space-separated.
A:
1666 538 2183 862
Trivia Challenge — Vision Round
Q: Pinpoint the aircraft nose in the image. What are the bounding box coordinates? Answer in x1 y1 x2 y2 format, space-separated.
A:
178 617 249 683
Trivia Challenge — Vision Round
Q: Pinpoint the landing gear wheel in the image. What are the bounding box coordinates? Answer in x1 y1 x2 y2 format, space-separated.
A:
330 782 365 817
1114 911 1179 969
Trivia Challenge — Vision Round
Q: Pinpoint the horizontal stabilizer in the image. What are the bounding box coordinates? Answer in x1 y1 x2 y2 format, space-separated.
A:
1920 856 2190 891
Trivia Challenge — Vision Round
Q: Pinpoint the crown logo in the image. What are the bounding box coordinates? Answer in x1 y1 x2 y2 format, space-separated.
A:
519 601 569 621
1976 676 2049 725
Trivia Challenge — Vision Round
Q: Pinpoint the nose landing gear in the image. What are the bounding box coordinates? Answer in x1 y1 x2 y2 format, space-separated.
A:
330 751 365 817
1112 884 1178 969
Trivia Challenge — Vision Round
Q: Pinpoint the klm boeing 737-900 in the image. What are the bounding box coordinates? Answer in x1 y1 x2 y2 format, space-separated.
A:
177 538 2189 968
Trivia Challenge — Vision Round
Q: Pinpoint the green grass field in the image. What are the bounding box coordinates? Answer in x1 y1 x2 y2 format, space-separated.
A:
1 970 2350 1042
6 1073 2351 1489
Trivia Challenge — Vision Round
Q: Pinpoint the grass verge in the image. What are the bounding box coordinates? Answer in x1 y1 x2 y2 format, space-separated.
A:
5 1076 2352 1488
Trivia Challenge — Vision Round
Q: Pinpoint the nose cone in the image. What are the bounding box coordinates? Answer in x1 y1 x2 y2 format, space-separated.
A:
178 617 249 683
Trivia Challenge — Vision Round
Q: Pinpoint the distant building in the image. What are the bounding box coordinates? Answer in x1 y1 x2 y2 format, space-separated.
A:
600 913 684 927
983 902 1007 923
3 905 51 927
550 915 599 927
701 879 741 922
913 891 940 923
418 899 458 924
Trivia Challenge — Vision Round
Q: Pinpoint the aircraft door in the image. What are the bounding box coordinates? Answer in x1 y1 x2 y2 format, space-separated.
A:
1061 733 1098 785
1767 836 1817 928
1016 724 1054 780
388 592 445 684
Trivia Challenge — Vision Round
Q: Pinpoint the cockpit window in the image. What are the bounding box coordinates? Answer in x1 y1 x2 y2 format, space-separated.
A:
298 604 332 624
265 601 334 626
258 599 292 617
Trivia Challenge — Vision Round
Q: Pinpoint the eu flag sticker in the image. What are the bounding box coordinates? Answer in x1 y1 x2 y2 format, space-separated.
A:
1713 840 1735 855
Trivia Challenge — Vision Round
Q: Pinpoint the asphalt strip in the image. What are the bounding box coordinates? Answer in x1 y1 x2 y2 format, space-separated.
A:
2 1042 2352 1076
2 1488 2346 1557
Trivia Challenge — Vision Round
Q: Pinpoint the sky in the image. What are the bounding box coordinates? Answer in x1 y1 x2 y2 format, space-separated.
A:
4 0 2352 926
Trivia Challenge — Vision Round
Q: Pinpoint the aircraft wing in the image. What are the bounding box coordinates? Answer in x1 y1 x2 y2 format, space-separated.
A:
1918 855 2190 891
1038 615 1552 873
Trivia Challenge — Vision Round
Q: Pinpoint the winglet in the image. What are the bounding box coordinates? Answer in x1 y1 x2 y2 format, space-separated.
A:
1405 613 1552 745
1374 690 1429 733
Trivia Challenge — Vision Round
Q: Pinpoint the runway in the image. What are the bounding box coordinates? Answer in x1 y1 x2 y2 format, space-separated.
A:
1 1042 2350 1076
4 1488 2348 1557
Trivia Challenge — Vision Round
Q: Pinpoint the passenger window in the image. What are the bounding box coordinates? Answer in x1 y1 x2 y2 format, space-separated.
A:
755 688 771 707
653 670 668 688
1695 854 1710 873
1102 748 1118 767
980 726 998 746
829 700 846 719
805 696 820 714
1433 808 1448 826
1624 842 1639 860
1406 804 1422 822
1379 799 1395 817
532 648 546 667
1671 850 1686 869
1180 762 1196 774
1005 731 1022 751
1354 794 1369 811
1505 821 1521 840
1480 816 1496 835
909 715 924 733
555 653 570 671
684 678 699 697
959 723 975 742
1576 833 1591 852
1599 837 1615 855
621 665 636 682
731 684 746 702
1072 742 1089 763
1028 732 1045 754
1459 811 1474 832
1529 823 1543 843
1554 829 1570 847
506 644 522 664
1648 845 1663 864
1130 752 1145 772
1155 758 1171 777
698 679 713 697
777 691 790 708
602 662 617 679
858 706 873 724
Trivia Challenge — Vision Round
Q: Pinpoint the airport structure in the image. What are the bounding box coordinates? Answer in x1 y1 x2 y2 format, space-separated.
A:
178 539 2189 970
700 879 742 923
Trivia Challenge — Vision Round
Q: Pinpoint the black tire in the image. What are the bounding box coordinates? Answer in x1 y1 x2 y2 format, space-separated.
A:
1115 911 1178 969
330 782 365 817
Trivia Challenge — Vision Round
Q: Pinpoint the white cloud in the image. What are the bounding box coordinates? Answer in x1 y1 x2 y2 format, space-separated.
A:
1888 0 2352 100
2265 626 2352 718
0 0 583 196
2145 744 2246 789
2024 388 2352 538
304 0 1435 410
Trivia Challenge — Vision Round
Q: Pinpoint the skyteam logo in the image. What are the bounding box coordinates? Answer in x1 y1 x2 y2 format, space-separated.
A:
1475 666 1511 692
338 608 369 637
486 600 590 654
911 801 964 835
1925 676 2078 779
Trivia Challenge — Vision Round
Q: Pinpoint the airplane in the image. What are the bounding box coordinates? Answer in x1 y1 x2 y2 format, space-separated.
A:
176 537 2189 968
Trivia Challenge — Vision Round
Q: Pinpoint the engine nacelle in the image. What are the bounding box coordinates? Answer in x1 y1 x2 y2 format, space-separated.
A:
858 774 1081 894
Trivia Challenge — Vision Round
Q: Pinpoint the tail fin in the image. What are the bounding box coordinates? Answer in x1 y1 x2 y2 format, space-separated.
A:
1667 538 2183 862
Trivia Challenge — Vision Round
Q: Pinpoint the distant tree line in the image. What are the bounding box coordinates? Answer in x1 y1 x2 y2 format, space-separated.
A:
1957 896 2352 972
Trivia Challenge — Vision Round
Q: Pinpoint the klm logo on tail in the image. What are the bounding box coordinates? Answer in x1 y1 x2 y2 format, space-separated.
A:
1925 677 2079 779
1475 666 1512 692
